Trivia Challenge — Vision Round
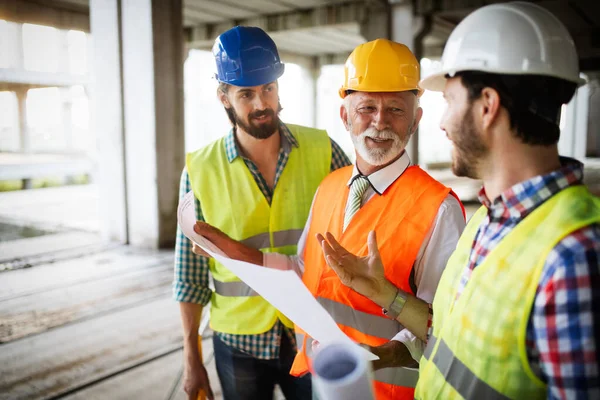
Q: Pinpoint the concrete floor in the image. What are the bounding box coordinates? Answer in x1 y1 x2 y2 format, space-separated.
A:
0 184 284 400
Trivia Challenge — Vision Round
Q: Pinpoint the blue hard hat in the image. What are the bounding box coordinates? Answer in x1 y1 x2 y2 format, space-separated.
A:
213 26 285 87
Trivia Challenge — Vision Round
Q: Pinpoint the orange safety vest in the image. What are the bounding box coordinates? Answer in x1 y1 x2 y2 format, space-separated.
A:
291 165 462 400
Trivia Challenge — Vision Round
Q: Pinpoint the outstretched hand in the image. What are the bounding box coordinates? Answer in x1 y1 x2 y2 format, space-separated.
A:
317 230 396 308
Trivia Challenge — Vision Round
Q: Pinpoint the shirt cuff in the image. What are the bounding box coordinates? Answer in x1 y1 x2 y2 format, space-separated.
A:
263 252 304 276
263 252 291 270
172 280 213 306
392 328 425 367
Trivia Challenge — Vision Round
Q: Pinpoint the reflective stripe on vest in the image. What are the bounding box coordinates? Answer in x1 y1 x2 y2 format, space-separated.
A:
422 335 437 360
213 279 258 297
430 335 510 400
296 332 419 387
317 297 402 340
241 228 304 249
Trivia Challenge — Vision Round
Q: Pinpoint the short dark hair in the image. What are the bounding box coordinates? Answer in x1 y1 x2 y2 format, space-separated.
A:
456 71 577 146
217 83 236 126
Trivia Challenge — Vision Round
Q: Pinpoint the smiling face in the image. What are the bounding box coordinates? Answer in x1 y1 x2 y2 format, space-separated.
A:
341 91 422 171
440 77 489 179
219 81 282 139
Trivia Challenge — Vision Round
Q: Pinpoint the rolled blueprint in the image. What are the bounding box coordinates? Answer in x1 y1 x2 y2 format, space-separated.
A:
312 342 375 400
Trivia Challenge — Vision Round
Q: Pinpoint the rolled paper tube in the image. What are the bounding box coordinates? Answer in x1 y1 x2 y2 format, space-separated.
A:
312 342 375 400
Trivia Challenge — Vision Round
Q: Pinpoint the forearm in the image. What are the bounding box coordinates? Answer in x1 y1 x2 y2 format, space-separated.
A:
179 302 203 358
228 243 263 265
196 227 263 265
373 281 431 342
263 253 304 276
370 340 419 371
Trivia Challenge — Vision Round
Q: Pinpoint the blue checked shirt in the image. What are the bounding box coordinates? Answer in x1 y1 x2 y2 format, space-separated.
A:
174 122 351 360
454 157 600 399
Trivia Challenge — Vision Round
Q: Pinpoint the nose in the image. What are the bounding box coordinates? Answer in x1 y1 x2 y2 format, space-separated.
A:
253 92 268 111
439 109 449 133
372 109 390 131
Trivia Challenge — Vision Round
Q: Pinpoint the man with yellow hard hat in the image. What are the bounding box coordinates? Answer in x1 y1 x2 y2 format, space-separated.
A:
192 38 466 399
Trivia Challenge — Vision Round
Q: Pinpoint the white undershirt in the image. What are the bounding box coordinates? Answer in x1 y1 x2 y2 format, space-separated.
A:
263 151 466 362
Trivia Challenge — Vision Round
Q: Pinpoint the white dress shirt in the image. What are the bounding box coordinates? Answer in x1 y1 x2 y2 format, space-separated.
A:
264 151 465 363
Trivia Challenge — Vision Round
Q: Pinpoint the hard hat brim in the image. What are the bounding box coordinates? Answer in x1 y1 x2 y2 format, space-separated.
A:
418 72 447 93
420 69 588 93
339 87 425 99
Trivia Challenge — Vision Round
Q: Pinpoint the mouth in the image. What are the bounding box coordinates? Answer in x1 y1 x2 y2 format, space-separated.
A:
366 137 392 146
252 114 272 123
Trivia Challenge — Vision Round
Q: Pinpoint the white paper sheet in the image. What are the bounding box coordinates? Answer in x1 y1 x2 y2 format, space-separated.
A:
178 191 378 361
177 191 227 257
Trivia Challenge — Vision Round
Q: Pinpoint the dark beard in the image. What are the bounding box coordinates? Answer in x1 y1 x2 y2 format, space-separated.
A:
233 107 280 140
451 108 488 179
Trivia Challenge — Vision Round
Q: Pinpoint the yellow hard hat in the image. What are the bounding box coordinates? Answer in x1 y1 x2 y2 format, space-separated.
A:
339 39 423 99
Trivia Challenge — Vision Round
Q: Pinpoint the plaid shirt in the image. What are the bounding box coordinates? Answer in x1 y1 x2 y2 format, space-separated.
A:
173 122 351 360
454 158 600 399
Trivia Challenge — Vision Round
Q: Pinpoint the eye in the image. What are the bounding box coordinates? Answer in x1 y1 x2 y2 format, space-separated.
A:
390 107 403 113
358 106 375 113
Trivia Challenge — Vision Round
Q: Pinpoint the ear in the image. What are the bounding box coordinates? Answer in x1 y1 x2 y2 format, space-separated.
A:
412 107 423 135
219 90 231 108
340 103 350 131
479 87 501 130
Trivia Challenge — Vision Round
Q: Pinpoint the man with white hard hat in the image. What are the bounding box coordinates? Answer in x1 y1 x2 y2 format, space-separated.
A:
319 2 600 399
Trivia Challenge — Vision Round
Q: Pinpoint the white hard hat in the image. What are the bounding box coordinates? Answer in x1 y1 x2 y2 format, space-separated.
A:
420 2 585 92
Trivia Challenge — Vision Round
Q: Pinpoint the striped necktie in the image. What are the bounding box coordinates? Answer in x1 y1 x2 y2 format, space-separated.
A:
343 175 370 232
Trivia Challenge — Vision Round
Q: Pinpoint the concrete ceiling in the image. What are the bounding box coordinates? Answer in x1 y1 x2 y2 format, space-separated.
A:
29 0 370 58
2 0 599 69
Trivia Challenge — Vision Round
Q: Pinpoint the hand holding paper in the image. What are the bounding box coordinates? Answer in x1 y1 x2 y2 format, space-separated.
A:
177 191 378 361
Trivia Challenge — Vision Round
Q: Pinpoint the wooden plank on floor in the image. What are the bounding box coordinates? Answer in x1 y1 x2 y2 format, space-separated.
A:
61 350 184 400
0 297 182 400
0 246 173 301
0 263 173 343
62 336 222 400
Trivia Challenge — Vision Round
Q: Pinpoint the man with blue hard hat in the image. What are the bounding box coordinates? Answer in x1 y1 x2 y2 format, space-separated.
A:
173 26 350 400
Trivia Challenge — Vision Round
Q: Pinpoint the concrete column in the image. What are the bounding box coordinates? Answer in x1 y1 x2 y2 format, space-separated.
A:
310 57 321 129
359 1 389 42
16 89 29 153
90 0 185 248
60 88 73 151
15 88 32 189
60 87 76 185
558 77 589 160
585 72 600 157
90 0 128 244
390 2 419 165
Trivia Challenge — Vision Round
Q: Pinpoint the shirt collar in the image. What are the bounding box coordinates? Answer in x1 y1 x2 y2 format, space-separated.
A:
225 121 298 163
478 157 584 220
347 151 412 195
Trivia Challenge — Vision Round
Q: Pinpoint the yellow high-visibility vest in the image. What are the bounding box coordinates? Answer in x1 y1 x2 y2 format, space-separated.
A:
416 185 600 399
186 124 331 334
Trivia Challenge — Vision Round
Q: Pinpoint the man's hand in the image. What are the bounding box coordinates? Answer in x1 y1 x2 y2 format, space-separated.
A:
369 340 418 371
191 222 231 258
318 230 396 308
192 221 263 265
183 352 214 400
